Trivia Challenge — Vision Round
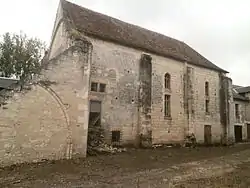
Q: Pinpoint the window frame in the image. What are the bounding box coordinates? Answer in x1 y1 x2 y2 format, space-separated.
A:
205 81 209 96
205 99 209 113
90 82 98 92
99 83 106 92
235 104 240 119
164 94 171 117
164 73 171 89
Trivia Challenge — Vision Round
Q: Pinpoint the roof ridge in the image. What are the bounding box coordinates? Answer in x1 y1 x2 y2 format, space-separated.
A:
62 0 181 43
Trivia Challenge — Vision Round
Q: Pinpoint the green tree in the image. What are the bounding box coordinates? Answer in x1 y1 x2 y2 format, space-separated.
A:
0 32 46 83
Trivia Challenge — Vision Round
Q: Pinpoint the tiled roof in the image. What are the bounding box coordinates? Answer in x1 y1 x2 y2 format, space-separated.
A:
60 0 228 73
232 85 243 89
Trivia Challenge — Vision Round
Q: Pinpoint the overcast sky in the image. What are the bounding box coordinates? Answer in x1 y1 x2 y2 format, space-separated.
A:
0 0 249 86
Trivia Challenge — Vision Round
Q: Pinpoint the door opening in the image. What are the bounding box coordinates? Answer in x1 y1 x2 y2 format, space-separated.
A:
247 124 250 140
234 125 243 143
204 125 212 146
87 101 102 155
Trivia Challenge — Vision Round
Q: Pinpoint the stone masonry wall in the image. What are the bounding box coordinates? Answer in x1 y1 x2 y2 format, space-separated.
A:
189 65 222 143
48 1 71 60
47 0 91 158
0 46 91 166
87 37 140 146
0 1 92 166
243 93 250 122
150 54 185 144
87 36 223 145
234 99 249 141
138 54 152 147
42 46 91 158
0 85 69 166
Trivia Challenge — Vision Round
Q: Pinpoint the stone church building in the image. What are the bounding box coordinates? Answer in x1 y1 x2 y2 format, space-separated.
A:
0 0 235 166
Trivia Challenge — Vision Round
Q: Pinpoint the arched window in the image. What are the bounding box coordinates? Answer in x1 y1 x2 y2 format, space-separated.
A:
164 73 171 89
205 81 209 96
205 81 209 113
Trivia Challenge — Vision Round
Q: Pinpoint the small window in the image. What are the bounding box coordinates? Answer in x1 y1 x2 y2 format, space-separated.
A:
111 131 121 142
235 104 240 119
99 83 106 92
164 95 171 117
91 82 98 91
164 73 171 89
205 82 209 96
205 99 209 113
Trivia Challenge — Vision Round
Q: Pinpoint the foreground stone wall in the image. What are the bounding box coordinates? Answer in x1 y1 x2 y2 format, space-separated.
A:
0 85 68 166
41 46 91 158
0 45 91 166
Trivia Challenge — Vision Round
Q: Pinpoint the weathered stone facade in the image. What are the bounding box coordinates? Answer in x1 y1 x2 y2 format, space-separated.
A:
232 86 250 142
87 37 231 146
0 0 235 166
0 1 92 165
0 46 92 166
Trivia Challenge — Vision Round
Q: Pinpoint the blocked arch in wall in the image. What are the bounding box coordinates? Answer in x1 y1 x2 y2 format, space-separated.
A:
0 84 72 166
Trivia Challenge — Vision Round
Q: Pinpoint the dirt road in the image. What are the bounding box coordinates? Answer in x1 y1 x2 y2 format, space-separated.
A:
1 143 250 187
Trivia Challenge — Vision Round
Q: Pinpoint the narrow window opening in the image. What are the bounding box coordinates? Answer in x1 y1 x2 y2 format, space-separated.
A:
205 99 209 113
164 73 171 89
164 95 171 117
99 83 106 92
205 82 209 96
91 82 98 91
235 104 240 120
111 131 121 143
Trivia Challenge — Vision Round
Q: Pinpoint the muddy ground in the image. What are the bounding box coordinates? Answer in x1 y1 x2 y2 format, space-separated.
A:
1 143 250 188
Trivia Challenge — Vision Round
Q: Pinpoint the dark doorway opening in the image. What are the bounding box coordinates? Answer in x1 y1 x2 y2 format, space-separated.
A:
87 101 103 155
234 125 243 143
89 100 101 126
111 131 121 146
204 125 212 146
247 124 250 140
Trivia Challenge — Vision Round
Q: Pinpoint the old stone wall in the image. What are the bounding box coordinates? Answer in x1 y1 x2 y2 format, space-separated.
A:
87 36 224 145
87 38 140 146
233 98 250 141
0 85 69 166
0 45 91 166
234 100 247 140
243 93 250 122
138 54 152 147
220 76 234 144
42 46 91 158
189 66 222 143
150 54 185 144
234 100 246 124
48 1 71 60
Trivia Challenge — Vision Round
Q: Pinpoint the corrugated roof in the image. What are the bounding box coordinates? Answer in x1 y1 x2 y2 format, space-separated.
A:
232 89 249 101
0 77 19 89
235 86 250 94
60 0 228 73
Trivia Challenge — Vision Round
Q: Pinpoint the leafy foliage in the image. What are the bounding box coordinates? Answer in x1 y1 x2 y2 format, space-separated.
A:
0 32 46 83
